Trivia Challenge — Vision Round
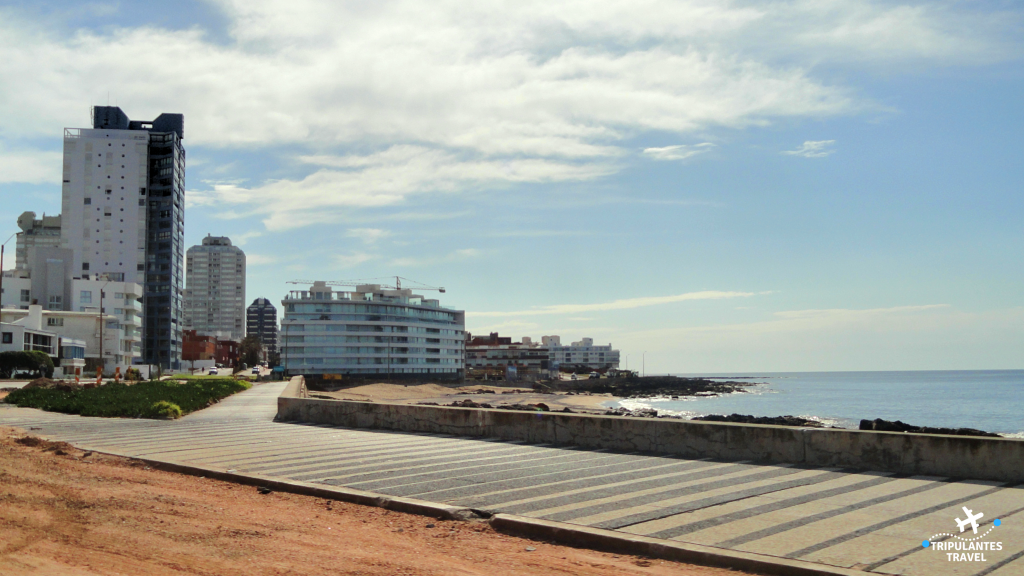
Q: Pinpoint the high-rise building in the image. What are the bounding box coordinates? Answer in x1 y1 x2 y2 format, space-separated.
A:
60 106 186 369
183 235 246 341
246 297 278 354
15 212 62 271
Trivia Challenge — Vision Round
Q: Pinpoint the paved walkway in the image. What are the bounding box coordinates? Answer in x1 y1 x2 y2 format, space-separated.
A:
2 381 1021 575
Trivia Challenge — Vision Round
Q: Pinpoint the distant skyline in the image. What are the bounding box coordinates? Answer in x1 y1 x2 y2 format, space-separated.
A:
1 0 1022 372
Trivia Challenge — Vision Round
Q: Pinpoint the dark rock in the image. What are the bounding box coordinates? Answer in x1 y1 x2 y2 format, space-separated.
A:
860 418 1001 437
425 523 435 528
497 403 550 412
257 486 273 494
694 414 824 427
446 399 493 409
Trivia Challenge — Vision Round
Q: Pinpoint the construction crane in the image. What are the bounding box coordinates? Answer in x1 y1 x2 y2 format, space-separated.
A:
286 276 445 293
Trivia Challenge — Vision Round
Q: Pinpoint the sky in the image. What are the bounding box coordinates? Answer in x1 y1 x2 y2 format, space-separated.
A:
0 0 1021 373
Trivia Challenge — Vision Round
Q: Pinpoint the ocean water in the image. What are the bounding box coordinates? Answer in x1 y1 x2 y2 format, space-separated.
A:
613 370 1024 436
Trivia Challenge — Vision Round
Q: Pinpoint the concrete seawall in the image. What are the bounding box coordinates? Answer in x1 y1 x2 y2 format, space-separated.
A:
278 385 1024 482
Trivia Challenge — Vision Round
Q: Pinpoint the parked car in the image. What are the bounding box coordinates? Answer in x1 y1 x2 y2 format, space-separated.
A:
588 372 600 379
251 367 260 375
208 367 219 375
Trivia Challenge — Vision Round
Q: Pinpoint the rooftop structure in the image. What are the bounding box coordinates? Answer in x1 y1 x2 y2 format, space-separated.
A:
15 212 62 271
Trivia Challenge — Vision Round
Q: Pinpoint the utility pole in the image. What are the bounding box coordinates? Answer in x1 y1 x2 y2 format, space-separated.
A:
642 351 646 378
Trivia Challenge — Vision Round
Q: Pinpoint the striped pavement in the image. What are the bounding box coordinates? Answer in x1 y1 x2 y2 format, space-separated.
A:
2 380 1021 575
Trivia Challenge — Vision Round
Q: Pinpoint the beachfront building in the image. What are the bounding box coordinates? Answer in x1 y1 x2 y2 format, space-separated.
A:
61 105 186 369
542 336 620 371
246 297 278 355
280 281 465 379
183 235 246 341
465 333 551 380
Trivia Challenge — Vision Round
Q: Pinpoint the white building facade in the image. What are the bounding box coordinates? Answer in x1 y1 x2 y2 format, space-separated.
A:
541 336 620 370
281 282 465 379
183 235 246 341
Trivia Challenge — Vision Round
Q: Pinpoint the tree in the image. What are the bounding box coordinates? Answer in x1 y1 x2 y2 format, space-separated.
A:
0 351 54 379
240 335 263 368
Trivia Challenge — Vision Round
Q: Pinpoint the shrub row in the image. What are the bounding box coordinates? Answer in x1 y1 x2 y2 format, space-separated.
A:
4 377 251 419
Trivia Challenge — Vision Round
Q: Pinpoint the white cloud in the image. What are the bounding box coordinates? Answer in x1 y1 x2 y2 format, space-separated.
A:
188 146 614 230
0 1 1016 227
473 290 759 317
643 143 716 161
782 140 835 157
391 248 482 267
346 228 391 244
233 230 263 246
0 148 61 184
335 252 376 268
246 253 279 265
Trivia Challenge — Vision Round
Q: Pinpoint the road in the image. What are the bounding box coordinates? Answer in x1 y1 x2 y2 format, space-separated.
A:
1 381 1021 575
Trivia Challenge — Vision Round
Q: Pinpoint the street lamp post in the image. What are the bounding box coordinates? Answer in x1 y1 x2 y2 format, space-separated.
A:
0 233 17 309
97 277 111 377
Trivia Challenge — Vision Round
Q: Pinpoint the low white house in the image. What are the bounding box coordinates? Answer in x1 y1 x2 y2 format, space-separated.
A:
0 307 85 378
1 304 136 375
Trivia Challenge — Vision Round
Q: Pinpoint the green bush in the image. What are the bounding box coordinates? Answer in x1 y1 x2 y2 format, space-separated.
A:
0 350 54 379
148 401 183 419
4 377 250 419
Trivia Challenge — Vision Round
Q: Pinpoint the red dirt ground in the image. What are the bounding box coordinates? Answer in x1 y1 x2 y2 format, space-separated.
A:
0 426 751 575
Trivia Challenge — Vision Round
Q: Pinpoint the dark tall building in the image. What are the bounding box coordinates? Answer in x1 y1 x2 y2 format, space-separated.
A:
246 298 277 354
62 106 186 369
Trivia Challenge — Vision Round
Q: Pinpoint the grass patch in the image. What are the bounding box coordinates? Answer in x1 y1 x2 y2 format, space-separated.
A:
4 378 251 419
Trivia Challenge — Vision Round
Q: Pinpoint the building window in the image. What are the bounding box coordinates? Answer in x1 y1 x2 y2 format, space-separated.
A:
80 290 93 304
1 332 11 344
47 317 64 327
84 198 91 205
82 262 90 271
20 289 30 302
47 295 62 310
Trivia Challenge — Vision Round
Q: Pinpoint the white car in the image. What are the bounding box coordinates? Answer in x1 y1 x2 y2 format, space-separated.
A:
208 367 219 375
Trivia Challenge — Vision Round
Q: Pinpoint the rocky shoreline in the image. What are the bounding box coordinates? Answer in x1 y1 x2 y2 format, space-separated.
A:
549 375 755 399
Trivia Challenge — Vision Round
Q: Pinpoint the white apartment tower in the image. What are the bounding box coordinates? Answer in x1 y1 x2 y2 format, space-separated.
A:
184 235 246 341
60 106 186 369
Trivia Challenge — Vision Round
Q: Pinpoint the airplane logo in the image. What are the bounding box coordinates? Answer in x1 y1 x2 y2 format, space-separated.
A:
956 507 984 534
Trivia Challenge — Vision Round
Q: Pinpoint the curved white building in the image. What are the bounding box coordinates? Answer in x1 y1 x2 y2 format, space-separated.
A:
280 281 465 379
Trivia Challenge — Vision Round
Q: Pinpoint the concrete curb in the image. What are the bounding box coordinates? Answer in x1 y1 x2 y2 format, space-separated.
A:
92 448 477 521
488 514 866 576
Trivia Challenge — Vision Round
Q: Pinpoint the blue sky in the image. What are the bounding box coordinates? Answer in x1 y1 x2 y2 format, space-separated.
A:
1 0 1021 372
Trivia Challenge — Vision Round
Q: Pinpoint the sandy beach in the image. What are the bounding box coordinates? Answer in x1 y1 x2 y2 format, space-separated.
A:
312 383 616 413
